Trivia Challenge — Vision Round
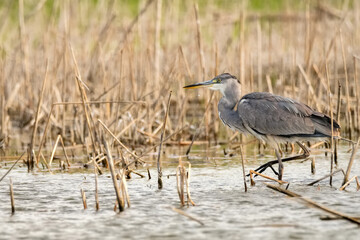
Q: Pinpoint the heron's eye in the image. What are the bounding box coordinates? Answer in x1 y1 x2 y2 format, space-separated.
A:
214 78 221 83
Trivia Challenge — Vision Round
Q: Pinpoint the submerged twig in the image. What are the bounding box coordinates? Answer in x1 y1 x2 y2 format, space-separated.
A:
307 169 344 186
171 207 204 226
266 183 360 225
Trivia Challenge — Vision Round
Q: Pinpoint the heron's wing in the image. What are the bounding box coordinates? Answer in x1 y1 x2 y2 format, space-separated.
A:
238 92 317 136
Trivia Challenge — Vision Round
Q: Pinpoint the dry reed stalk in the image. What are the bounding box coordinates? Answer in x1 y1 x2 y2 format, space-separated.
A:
123 125 188 169
342 138 360 185
157 91 172 189
179 46 193 81
239 3 246 86
36 104 55 162
239 145 247 192
59 135 70 167
53 101 146 106
307 169 344 186
194 3 205 82
9 178 15 214
92 153 99 211
154 0 162 83
353 56 360 131
184 162 195 206
114 0 155 52
256 19 262 91
103 137 124 212
70 44 98 154
28 60 49 170
0 152 25 182
171 207 204 226
115 112 147 139
265 75 273 93
311 157 316 174
39 152 52 173
266 183 360 225
298 64 321 110
325 58 335 186
176 164 185 206
98 119 145 164
18 0 30 99
304 1 310 68
80 188 87 209
340 175 360 191
340 29 352 136
119 169 131 208
48 135 61 167
249 170 288 186
75 75 98 154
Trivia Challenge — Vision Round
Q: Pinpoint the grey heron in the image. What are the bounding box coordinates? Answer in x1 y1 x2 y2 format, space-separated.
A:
183 73 340 180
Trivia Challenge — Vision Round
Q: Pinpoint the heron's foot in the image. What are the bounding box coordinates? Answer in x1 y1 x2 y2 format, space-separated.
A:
246 160 279 177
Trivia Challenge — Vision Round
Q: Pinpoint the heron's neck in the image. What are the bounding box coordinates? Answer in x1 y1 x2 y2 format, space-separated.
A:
219 84 242 110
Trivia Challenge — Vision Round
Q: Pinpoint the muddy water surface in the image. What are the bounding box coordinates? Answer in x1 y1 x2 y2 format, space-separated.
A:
0 145 359 239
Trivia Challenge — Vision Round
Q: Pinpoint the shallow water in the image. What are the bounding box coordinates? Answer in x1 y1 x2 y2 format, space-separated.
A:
0 144 360 240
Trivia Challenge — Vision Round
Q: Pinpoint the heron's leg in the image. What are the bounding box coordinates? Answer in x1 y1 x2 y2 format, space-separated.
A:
248 142 310 177
275 149 283 180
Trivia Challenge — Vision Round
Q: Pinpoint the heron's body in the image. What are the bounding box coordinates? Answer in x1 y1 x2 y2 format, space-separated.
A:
219 91 340 148
184 73 340 180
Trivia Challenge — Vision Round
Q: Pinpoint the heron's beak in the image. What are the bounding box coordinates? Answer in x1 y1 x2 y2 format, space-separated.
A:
183 79 217 89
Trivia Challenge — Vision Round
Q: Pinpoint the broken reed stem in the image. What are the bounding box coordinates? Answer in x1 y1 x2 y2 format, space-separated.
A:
29 60 48 170
103 137 124 212
0 152 25 182
239 145 247 192
176 165 185 206
48 135 61 167
249 170 288 186
120 169 131 208
342 138 360 186
157 91 172 189
307 169 344 186
92 153 99 211
185 163 195 206
9 178 15 214
266 183 360 225
80 188 87 209
340 175 360 191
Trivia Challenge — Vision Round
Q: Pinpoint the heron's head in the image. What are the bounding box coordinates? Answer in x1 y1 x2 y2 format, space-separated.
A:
183 73 240 96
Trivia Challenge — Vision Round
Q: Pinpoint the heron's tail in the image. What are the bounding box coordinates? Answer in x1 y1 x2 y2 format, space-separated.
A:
310 113 340 138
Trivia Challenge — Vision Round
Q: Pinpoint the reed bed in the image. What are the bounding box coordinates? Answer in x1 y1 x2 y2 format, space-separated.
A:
0 0 360 218
0 1 359 156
